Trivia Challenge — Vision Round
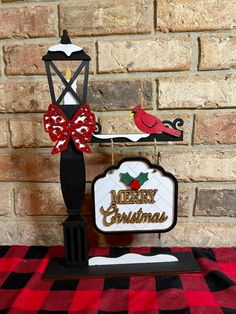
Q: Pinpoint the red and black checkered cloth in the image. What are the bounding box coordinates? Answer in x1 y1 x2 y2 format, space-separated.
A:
0 246 235 313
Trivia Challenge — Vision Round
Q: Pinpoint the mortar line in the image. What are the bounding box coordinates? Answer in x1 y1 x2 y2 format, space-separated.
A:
1 29 236 46
2 69 236 82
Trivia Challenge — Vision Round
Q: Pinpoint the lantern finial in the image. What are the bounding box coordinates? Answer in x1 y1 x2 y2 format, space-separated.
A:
60 30 71 45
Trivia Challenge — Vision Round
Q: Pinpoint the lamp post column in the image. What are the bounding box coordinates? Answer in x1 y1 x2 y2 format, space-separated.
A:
42 31 92 267
60 106 88 267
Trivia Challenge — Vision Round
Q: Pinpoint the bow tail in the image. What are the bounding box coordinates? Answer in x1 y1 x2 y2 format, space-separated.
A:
71 132 92 154
51 137 70 154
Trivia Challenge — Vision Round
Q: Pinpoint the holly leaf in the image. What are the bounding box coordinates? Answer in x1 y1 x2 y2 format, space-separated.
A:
120 173 134 186
135 172 148 186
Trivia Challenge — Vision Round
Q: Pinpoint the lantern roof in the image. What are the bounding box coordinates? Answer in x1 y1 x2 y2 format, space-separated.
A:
42 30 90 61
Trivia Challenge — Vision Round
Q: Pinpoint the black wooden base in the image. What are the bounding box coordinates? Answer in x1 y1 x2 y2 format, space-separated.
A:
43 252 200 280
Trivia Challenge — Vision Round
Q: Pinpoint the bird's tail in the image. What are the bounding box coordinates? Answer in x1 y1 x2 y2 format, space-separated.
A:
163 127 181 137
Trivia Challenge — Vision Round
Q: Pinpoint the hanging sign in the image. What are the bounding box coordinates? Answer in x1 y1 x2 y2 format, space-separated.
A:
92 158 178 233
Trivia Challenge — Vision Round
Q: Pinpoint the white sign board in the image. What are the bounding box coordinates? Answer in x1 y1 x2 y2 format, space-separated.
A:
92 158 177 233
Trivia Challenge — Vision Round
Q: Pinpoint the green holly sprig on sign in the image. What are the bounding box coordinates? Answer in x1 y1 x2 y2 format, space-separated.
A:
120 172 149 190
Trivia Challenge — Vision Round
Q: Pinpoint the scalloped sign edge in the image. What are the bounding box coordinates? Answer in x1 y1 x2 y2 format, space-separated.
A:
92 157 178 234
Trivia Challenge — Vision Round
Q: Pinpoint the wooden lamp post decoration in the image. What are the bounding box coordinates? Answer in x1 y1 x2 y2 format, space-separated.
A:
43 31 200 279
43 30 96 269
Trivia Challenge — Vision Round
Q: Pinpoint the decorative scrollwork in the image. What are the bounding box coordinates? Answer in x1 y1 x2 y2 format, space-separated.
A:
93 122 102 134
162 118 184 130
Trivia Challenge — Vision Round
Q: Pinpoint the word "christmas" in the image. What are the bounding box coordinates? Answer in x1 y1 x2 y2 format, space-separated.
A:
111 189 158 204
100 205 168 226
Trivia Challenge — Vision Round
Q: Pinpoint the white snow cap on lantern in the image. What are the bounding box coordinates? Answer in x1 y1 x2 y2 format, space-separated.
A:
48 43 83 56
48 30 83 56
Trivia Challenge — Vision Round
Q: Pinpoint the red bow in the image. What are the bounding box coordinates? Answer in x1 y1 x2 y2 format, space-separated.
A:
43 104 96 154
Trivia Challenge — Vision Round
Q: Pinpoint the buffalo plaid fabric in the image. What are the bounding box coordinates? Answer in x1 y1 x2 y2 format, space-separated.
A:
0 246 235 313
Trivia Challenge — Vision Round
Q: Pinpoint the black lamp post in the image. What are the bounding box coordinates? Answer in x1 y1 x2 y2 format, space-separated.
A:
42 30 91 267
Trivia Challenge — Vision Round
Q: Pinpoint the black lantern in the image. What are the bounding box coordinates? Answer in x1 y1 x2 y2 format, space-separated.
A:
43 29 90 106
42 30 90 267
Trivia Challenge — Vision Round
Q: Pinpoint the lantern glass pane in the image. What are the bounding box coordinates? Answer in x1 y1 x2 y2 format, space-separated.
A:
46 60 89 106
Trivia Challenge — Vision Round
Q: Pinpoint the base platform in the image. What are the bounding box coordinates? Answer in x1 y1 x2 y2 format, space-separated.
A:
43 252 201 280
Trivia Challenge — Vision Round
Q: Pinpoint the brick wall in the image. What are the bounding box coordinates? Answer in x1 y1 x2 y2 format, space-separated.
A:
0 0 235 247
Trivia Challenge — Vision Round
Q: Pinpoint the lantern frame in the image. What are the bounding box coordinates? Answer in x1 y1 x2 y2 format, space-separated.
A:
42 30 90 107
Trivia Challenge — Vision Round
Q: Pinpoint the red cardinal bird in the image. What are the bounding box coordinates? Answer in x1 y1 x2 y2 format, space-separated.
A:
130 105 181 137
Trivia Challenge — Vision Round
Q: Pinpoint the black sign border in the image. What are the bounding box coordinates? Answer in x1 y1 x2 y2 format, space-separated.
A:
91 157 178 234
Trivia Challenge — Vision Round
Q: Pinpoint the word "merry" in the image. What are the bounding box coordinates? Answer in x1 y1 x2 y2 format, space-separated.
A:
111 189 158 204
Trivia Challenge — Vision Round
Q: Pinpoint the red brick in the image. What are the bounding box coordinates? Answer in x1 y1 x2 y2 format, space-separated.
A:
162 222 236 247
4 44 46 75
195 187 236 217
199 36 236 70
0 153 59 182
87 80 153 111
10 118 52 147
0 152 123 183
194 112 236 145
0 120 8 147
159 151 236 182
178 184 191 217
60 0 152 36
4 41 94 76
85 151 142 182
0 80 53 113
158 76 236 109
0 221 63 245
98 37 192 73
14 187 66 216
85 153 117 182
156 0 236 32
0 188 12 216
1 0 22 2
0 5 57 39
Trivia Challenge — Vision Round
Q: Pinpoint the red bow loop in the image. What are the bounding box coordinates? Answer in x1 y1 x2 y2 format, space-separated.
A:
43 104 96 154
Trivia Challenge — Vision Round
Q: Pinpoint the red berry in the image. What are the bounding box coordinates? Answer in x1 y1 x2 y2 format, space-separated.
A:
130 179 141 190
